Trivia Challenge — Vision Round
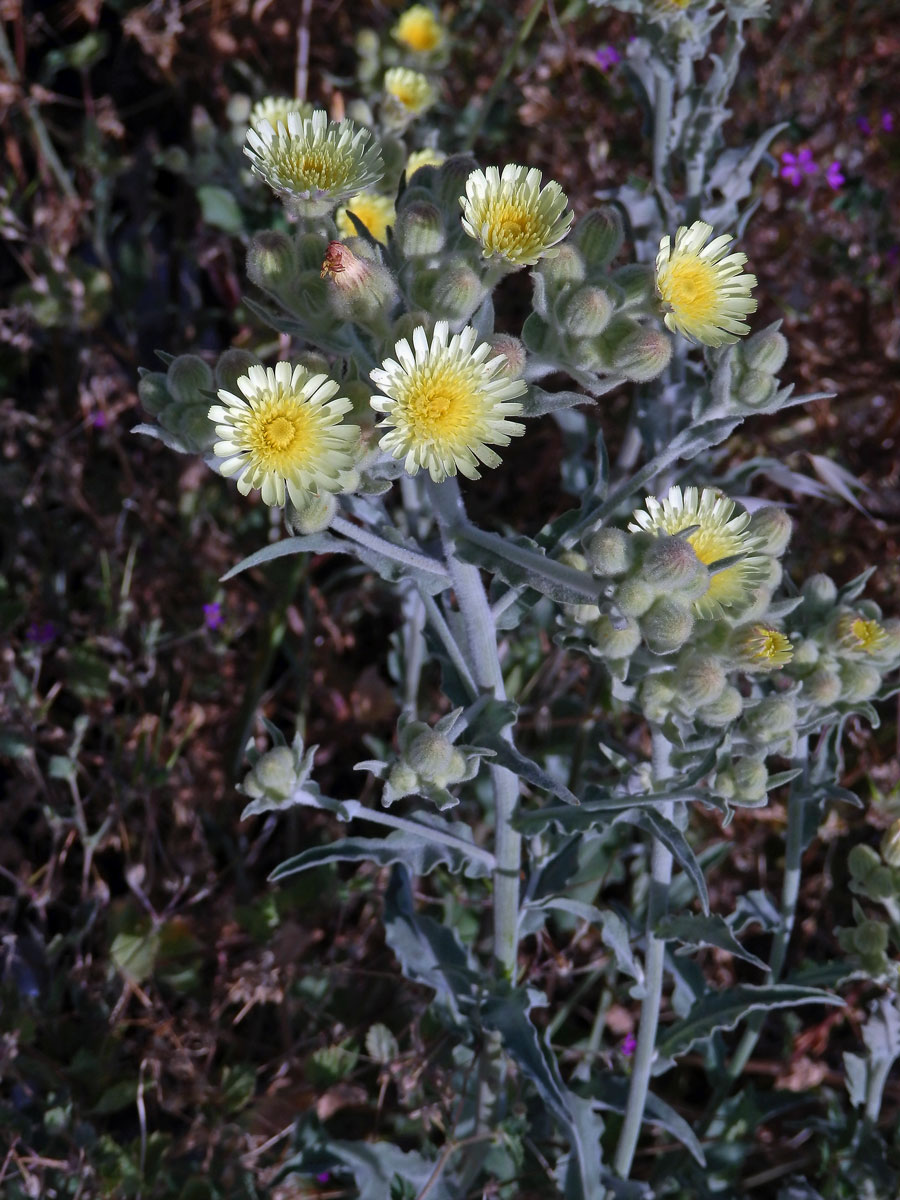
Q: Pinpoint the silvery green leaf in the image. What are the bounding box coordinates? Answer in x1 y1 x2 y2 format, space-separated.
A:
470 292 495 340
326 1140 456 1200
655 984 843 1068
365 1023 399 1065
513 787 718 836
221 534 348 580
522 387 591 418
766 595 804 620
655 913 767 970
764 768 803 790
777 1181 826 1200
454 527 603 605
837 565 878 604
862 994 900 1063
131 421 196 454
729 889 781 935
843 1051 868 1109
478 736 580 805
616 808 709 915
269 829 488 883
808 454 877 520
587 1075 705 1165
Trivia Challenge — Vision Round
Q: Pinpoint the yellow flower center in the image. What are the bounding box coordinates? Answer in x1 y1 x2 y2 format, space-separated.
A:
404 364 477 444
395 8 443 52
271 146 344 190
747 626 793 666
849 617 886 654
659 256 718 321
683 526 743 604
481 201 541 260
248 399 318 471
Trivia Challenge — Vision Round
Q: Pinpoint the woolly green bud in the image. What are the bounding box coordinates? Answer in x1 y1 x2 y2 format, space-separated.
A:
435 154 480 212
215 349 260 395
867 866 896 901
412 262 485 321
286 491 338 535
617 327 673 382
521 313 552 354
487 334 527 378
613 576 656 618
674 653 727 708
572 206 624 267
590 613 641 659
535 243 586 294
167 354 214 403
698 685 743 727
735 368 776 407
742 325 789 375
802 665 841 705
791 639 820 670
391 310 433 344
583 527 634 577
611 264 655 309
297 232 332 270
848 843 881 882
247 231 296 292
747 507 792 557
640 595 695 655
387 762 419 797
393 200 445 257
244 746 296 802
854 920 889 956
838 662 881 702
802 573 838 615
742 696 798 742
321 241 398 325
732 758 769 803
880 819 900 868
640 676 676 723
558 553 599 624
639 536 704 590
558 285 615 337
405 729 460 784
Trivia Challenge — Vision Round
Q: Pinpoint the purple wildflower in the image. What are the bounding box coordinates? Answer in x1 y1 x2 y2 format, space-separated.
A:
621 1032 637 1057
91 411 108 428
780 148 817 186
203 602 224 630
316 1173 331 1184
857 116 872 135
825 161 845 190
26 621 57 645
882 111 894 132
886 245 900 266
594 45 621 71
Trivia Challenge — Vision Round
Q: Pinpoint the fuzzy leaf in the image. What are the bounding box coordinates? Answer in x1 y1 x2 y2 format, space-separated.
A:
588 1076 705 1165
269 831 487 883
454 526 603 604
616 808 710 915
655 913 767 970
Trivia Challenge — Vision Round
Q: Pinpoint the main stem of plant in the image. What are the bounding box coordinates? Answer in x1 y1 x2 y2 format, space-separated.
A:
427 477 521 981
614 731 675 1179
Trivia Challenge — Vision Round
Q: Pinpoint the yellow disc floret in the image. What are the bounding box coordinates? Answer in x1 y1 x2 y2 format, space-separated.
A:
392 5 445 53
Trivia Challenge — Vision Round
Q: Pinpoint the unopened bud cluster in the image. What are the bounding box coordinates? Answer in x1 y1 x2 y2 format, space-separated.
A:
522 205 673 383
836 838 900 980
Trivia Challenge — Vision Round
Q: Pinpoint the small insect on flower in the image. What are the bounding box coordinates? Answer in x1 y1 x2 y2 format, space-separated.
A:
243 109 384 217
655 221 757 347
461 165 574 268
392 4 446 53
370 321 527 483
630 485 769 620
209 363 361 508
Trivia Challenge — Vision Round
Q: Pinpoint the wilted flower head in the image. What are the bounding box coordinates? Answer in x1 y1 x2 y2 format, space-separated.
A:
209 363 360 507
461 165 574 268
249 96 313 134
244 109 384 217
392 4 446 53
383 67 437 120
370 321 527 482
630 485 769 620
335 192 396 242
655 221 757 347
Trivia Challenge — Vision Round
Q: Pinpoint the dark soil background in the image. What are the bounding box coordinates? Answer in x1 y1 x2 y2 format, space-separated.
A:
1 1 899 1195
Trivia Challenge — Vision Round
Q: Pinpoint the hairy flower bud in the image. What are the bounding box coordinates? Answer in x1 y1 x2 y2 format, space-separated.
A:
674 652 728 708
387 762 419 798
838 662 881 703
802 573 838 615
742 695 798 742
583 527 634 577
322 241 398 324
848 843 881 882
697 685 743 727
639 536 704 590
558 285 615 338
535 243 586 294
590 612 641 659
247 231 296 292
286 490 338 534
747 506 792 556
880 819 900 868
612 264 655 309
802 664 842 705
393 200 446 257
640 595 695 655
640 676 676 723
572 206 624 267
735 368 776 407
613 576 656 618
742 325 789 374
487 334 527 378
405 729 460 784
791 638 820 670
167 354 214 403
412 262 486 320
854 919 889 955
614 326 674 382
244 745 297 802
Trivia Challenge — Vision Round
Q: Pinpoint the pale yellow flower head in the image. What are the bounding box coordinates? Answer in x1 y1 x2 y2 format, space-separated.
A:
244 109 384 216
249 96 313 134
629 485 769 620
406 147 447 178
370 321 527 482
335 192 396 243
209 363 360 507
836 613 889 657
384 67 437 117
655 220 757 347
734 624 794 670
461 165 574 268
392 5 446 53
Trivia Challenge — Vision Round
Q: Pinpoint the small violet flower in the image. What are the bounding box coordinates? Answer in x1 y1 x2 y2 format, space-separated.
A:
594 45 621 71
91 411 108 428
203 602 224 630
825 161 845 190
316 1173 331 1184
857 116 872 135
26 620 58 645
882 111 894 132
621 1032 637 1057
780 148 817 186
